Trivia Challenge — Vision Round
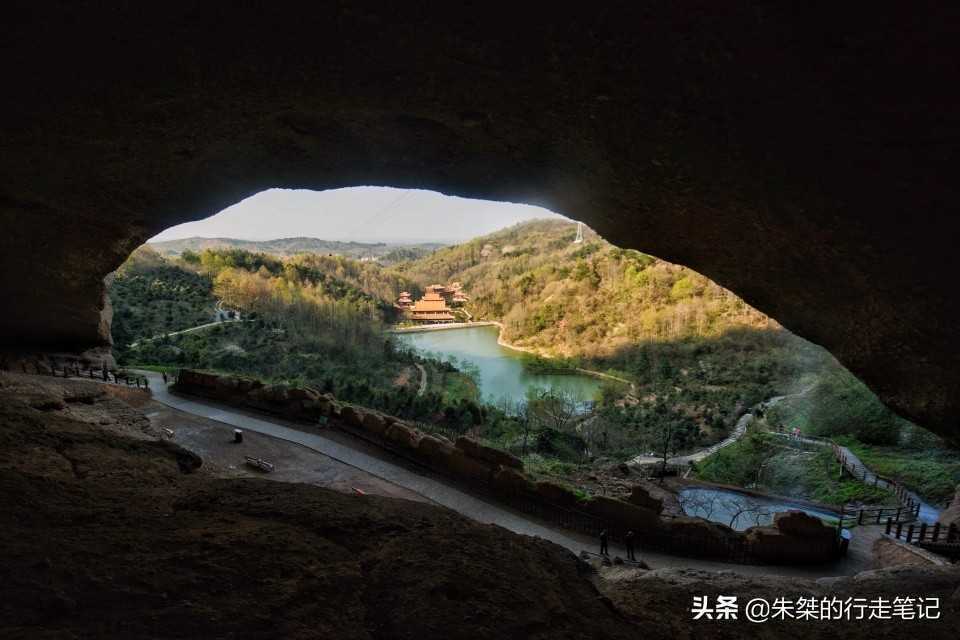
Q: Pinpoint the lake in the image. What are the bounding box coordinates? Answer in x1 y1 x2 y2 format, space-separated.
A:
394 325 602 408
678 486 842 531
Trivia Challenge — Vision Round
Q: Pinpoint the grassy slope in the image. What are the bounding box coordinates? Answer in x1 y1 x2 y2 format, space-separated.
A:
694 431 896 506
834 436 960 506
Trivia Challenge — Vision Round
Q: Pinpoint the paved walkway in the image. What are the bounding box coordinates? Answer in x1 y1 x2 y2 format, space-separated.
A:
137 371 865 577
414 363 427 397
767 432 941 524
627 387 812 468
130 319 249 348
629 411 754 467
834 442 940 524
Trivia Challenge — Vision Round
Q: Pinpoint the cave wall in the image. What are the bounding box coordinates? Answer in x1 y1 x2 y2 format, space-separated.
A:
2 2 959 440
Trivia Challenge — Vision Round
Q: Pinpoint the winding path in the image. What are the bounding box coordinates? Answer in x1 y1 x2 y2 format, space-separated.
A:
129 318 249 348
768 432 941 524
626 386 812 468
414 363 427 397
135 371 858 577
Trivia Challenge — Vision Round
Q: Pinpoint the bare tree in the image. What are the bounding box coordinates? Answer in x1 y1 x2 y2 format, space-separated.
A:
526 387 580 434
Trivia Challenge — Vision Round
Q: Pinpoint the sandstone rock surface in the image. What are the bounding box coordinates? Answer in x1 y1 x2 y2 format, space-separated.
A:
455 435 523 469
2 5 960 441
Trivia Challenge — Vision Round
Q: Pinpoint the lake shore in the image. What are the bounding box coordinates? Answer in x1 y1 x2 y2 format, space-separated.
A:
389 321 634 389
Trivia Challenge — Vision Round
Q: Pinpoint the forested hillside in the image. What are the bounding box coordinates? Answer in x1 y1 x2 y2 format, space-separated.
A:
398 220 773 356
110 246 217 351
109 247 472 424
397 220 957 499
150 236 440 263
109 226 957 503
398 221 810 444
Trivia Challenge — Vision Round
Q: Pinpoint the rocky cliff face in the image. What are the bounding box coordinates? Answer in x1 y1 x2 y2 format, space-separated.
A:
0 373 641 638
1 6 958 438
3 375 958 638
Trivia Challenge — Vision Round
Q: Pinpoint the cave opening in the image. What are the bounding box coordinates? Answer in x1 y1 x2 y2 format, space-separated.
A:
105 185 953 517
4 4 960 634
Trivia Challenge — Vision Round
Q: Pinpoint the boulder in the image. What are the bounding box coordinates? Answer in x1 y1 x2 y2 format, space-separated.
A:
234 377 262 393
302 397 332 418
745 525 838 564
492 466 535 494
339 405 365 428
628 485 663 514
535 481 578 507
774 510 835 539
583 496 660 534
360 411 391 437
287 387 320 402
385 422 421 450
445 449 494 485
242 384 289 413
416 435 458 466
455 436 523 470
658 516 742 558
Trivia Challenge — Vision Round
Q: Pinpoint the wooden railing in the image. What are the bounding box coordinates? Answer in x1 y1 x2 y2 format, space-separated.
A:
24 363 152 389
838 503 920 528
832 443 923 519
885 519 960 561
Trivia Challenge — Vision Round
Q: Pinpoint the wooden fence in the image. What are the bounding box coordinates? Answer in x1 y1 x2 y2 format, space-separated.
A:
884 519 960 562
839 503 920 528
832 443 923 519
885 519 959 545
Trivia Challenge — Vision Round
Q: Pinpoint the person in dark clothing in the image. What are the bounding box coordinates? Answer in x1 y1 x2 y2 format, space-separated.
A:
162 371 168 384
599 529 609 556
625 530 636 561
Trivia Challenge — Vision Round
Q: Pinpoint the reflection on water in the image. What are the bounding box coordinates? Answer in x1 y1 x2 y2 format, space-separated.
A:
395 325 602 407
678 487 841 531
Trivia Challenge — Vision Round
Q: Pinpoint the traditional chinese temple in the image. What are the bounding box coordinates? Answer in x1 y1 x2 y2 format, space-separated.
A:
396 291 414 309
409 291 455 323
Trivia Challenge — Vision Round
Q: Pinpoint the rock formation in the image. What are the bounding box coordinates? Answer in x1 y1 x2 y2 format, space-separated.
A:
0 373 645 638
0 4 959 442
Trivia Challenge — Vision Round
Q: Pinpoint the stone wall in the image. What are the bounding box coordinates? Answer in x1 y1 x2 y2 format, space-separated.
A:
173 369 842 565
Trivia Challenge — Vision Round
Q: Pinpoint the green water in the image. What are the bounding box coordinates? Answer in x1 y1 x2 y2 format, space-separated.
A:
395 325 602 407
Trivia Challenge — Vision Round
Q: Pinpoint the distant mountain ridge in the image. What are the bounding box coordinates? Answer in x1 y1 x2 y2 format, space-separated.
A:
149 236 443 261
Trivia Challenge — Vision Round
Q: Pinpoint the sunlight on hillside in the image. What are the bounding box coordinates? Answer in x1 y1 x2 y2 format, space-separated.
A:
111 188 956 509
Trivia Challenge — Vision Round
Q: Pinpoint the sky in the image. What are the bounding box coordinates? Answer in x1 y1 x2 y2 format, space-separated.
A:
150 187 569 244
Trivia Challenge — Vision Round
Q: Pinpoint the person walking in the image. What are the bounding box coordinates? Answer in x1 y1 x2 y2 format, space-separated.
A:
625 530 636 561
162 371 168 385
599 528 609 556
